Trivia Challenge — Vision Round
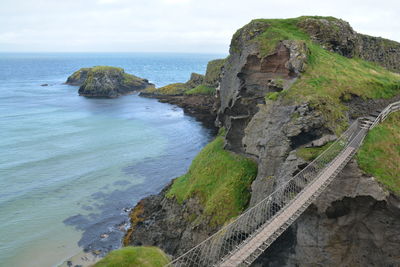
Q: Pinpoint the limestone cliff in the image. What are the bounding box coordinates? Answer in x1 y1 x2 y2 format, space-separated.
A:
124 16 400 266
66 66 154 98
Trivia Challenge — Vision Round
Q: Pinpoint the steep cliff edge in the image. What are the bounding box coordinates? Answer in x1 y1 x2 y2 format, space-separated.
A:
124 16 400 266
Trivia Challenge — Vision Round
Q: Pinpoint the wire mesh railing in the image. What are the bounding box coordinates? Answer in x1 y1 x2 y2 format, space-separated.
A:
166 100 400 267
166 120 359 267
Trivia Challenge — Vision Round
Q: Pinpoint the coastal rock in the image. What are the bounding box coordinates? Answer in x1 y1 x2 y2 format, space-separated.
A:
217 21 309 154
124 184 218 257
185 73 204 89
66 68 90 86
253 160 400 267
298 17 400 72
66 66 154 98
139 58 225 129
124 17 400 266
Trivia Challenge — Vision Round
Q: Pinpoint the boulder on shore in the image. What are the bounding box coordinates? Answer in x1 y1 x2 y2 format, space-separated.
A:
66 66 154 97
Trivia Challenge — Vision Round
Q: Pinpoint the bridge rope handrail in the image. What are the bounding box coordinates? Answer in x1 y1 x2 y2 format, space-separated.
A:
166 100 400 267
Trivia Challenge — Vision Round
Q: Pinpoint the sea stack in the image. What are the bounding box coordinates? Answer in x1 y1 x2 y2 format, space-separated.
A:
66 66 155 97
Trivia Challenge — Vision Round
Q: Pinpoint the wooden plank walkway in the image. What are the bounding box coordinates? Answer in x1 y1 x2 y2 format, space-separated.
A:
220 147 355 266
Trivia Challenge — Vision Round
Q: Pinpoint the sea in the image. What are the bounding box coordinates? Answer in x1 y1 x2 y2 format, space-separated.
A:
0 52 223 267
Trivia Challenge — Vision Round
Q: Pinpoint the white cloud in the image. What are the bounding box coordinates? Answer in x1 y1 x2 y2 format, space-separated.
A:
0 0 399 52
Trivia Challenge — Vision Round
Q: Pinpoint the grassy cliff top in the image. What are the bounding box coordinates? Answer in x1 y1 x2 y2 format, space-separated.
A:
357 112 400 195
232 16 400 133
166 134 257 226
93 246 170 267
90 65 124 73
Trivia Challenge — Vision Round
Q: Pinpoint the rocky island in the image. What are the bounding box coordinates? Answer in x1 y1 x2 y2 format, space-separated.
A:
93 16 400 267
66 66 154 98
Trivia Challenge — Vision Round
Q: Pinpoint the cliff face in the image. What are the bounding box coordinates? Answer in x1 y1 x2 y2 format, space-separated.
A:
125 16 400 266
216 17 400 266
253 160 400 267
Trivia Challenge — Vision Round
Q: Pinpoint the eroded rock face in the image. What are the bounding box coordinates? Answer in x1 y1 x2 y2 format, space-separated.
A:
253 160 400 267
66 66 154 97
124 184 219 257
217 22 309 153
217 17 400 266
243 103 328 205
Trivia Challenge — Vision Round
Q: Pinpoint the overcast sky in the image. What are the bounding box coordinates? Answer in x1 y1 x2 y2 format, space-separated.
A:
1 0 399 53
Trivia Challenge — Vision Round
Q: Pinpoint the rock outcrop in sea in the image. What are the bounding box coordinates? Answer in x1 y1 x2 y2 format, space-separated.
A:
66 66 154 98
123 16 400 266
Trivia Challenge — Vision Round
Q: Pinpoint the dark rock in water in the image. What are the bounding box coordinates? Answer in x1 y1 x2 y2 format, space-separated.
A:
66 66 155 98
40 83 49 86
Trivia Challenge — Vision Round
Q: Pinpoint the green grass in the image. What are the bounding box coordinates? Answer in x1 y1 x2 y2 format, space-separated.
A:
93 246 170 267
233 17 400 134
68 67 90 81
185 84 216 95
143 83 189 95
90 65 124 73
204 59 226 87
265 91 280 101
286 42 400 133
296 142 334 161
357 112 400 195
251 18 310 57
166 136 258 226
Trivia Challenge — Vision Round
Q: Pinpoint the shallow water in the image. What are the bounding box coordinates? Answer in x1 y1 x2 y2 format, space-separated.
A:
0 53 222 267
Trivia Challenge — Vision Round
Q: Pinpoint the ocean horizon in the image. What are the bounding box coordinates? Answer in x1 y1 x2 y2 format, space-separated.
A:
0 52 223 267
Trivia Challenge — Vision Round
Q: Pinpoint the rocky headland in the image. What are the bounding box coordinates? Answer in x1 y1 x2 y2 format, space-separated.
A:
139 59 225 128
66 66 154 98
94 16 400 266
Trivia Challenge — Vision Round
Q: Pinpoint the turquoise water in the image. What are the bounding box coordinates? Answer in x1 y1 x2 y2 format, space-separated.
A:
0 53 221 267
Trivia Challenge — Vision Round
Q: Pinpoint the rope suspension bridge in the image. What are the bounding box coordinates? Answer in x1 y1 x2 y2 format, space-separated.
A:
166 101 400 267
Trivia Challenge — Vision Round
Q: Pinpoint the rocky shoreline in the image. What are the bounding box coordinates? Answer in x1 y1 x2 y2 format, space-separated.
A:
139 92 218 130
122 16 400 267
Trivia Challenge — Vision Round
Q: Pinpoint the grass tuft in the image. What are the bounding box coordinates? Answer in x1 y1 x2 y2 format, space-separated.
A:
296 142 334 161
166 136 257 226
357 112 400 195
185 84 215 95
93 246 170 267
